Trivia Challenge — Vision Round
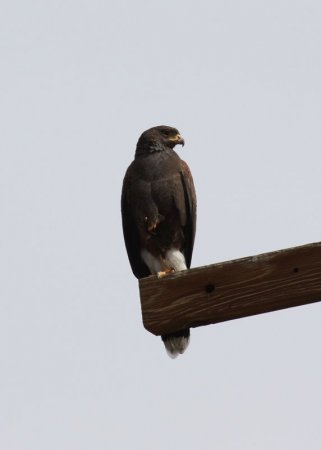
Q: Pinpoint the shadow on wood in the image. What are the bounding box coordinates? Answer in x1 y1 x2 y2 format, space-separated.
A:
139 242 321 336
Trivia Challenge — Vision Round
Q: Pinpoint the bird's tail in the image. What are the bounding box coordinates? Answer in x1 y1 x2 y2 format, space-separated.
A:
161 329 190 358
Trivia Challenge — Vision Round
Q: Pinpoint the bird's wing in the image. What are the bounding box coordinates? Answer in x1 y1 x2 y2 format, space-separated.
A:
121 169 151 279
178 160 197 268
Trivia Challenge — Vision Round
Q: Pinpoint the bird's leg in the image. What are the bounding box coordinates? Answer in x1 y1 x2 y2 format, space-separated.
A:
157 254 175 278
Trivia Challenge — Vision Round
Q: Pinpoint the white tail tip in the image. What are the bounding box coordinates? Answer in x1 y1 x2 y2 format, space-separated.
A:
162 333 190 358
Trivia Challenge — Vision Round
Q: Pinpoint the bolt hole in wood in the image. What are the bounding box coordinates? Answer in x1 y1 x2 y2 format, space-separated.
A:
293 267 299 273
205 283 215 294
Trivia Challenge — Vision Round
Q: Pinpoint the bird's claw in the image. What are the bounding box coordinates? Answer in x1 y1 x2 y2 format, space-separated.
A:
157 269 175 279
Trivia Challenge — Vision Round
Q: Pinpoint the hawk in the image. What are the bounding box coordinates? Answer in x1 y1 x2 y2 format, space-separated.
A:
121 125 197 358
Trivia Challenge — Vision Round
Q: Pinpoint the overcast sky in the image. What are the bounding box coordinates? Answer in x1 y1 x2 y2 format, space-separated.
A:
1 1 321 449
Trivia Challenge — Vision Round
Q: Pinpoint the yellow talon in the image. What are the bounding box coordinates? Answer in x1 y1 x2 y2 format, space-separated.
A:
157 269 175 278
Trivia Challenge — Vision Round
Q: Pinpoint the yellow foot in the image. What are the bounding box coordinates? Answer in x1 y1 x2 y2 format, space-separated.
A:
157 269 175 279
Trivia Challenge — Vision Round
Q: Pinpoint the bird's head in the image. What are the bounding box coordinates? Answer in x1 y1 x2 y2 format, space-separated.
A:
135 125 185 156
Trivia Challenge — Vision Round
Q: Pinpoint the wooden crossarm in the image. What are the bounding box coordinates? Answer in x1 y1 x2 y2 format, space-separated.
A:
139 241 321 335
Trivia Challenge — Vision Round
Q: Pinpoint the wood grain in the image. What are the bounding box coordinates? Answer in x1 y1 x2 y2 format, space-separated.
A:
139 242 321 335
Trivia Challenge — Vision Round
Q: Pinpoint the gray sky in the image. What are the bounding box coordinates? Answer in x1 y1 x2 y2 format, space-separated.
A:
1 1 321 449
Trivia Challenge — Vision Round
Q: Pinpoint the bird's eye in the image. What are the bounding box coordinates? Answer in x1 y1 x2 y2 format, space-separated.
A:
162 130 169 136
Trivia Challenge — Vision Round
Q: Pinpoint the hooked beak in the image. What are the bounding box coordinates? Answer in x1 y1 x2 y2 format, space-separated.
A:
168 134 185 146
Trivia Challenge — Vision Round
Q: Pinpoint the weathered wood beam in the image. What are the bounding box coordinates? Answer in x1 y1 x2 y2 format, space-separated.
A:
139 242 321 336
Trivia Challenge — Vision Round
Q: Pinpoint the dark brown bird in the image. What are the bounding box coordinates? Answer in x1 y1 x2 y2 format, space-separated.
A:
121 125 197 357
